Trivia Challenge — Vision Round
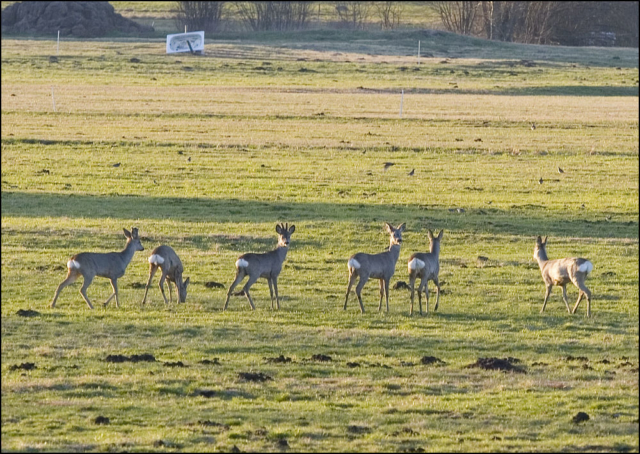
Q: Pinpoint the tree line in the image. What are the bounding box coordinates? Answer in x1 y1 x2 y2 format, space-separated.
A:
176 1 638 47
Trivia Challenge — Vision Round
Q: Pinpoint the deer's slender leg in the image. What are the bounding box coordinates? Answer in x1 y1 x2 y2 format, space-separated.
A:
272 277 280 310
268 278 275 309
384 278 390 313
79 275 95 310
409 274 417 315
378 279 385 312
573 280 591 318
423 280 430 314
158 272 169 304
434 278 441 312
561 284 572 314
51 271 79 308
344 272 357 310
241 274 259 310
110 278 120 308
142 265 158 304
355 275 369 314
223 271 245 311
540 284 552 313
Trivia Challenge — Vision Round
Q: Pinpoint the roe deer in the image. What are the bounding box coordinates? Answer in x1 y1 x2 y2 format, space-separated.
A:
344 222 405 313
407 229 443 315
141 245 189 305
51 228 144 309
223 223 295 311
533 236 593 317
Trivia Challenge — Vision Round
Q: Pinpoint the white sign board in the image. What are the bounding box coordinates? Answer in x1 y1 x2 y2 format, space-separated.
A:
166 31 205 54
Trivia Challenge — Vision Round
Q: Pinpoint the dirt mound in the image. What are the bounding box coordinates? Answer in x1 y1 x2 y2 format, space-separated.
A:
104 353 156 363
465 357 526 373
2 1 153 38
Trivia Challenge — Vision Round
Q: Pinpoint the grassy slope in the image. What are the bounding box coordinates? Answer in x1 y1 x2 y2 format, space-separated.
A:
1 27 638 453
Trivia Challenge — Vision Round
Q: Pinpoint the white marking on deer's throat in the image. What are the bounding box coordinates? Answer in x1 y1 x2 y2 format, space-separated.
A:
148 254 165 265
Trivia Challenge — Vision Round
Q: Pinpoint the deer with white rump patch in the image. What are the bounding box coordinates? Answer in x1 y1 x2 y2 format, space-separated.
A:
407 229 443 315
223 223 295 311
533 236 593 317
51 227 144 309
344 222 406 313
142 245 189 305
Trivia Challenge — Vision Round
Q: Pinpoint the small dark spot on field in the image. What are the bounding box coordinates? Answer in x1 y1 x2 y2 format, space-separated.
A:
104 353 156 363
400 447 425 453
264 355 292 364
49 56 58 63
197 420 230 430
94 416 109 425
564 355 589 362
195 390 217 398
598 359 611 364
465 357 525 373
253 428 268 437
421 356 445 365
400 361 414 367
393 281 410 290
276 438 289 449
346 362 360 368
16 309 40 317
130 57 140 63
492 436 503 440
164 361 187 368
582 363 593 370
9 362 36 371
238 372 272 382
347 425 371 434
128 282 145 289
199 358 221 366
572 412 590 424
182 66 193 71
531 362 549 367
298 67 316 73
392 427 419 436
310 354 332 362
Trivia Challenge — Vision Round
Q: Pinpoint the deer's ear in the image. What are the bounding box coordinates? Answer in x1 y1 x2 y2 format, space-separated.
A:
123 228 132 239
397 223 406 232
289 225 295 234
276 224 283 234
384 222 394 233
131 227 139 238
427 230 434 239
536 236 542 244
438 230 444 239
184 277 190 286
543 236 548 245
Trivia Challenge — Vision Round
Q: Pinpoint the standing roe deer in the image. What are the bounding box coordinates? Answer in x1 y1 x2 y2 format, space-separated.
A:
533 236 593 317
223 223 295 311
141 245 190 305
408 229 443 315
344 222 406 313
51 227 144 309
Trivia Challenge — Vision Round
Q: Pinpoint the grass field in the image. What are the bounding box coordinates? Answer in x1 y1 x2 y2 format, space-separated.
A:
1 26 639 453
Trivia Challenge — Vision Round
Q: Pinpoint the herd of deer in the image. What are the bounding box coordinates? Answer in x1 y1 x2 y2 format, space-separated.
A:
50 223 594 318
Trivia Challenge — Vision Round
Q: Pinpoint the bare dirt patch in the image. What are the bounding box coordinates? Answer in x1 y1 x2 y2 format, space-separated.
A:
9 362 36 371
310 354 332 362
16 309 40 317
420 356 446 365
199 358 221 366
104 353 156 363
264 355 292 364
465 357 526 373
94 416 110 425
164 361 187 368
573 412 590 424
238 372 272 382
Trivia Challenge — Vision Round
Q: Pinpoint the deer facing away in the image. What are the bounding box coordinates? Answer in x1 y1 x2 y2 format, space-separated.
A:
141 245 189 305
345 222 405 313
533 236 593 317
408 229 443 315
51 227 144 309
223 223 295 311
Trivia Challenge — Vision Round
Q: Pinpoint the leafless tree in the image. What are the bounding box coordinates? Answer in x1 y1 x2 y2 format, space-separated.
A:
175 1 226 33
432 1 480 35
334 1 372 29
374 1 404 30
234 1 313 31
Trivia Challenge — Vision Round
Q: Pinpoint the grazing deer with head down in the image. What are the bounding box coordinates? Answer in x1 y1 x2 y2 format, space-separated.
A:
141 245 189 305
408 229 443 315
51 227 144 309
223 223 296 311
344 222 406 313
533 236 593 317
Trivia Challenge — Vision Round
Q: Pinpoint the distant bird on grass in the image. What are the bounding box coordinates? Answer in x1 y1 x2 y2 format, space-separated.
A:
112 163 121 167
187 157 191 162
538 177 543 185
558 167 564 174
383 162 395 171
407 169 415 176
531 123 537 130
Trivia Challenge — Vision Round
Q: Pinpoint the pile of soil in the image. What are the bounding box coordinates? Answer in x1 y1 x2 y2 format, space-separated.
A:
2 1 153 38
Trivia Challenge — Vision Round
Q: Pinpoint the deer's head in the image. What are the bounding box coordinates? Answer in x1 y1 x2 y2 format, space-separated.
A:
385 222 405 246
124 227 144 252
533 235 548 261
276 223 295 247
427 229 443 252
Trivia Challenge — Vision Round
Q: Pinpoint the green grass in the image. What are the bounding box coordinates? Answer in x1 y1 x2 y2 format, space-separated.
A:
1 31 638 453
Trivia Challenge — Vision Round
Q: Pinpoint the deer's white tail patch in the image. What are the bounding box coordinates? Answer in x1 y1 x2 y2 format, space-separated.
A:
149 254 165 265
67 259 81 270
348 258 361 270
578 261 593 274
236 258 249 269
408 258 425 271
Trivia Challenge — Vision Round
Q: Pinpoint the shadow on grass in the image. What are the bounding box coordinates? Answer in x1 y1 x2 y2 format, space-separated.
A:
2 191 637 240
